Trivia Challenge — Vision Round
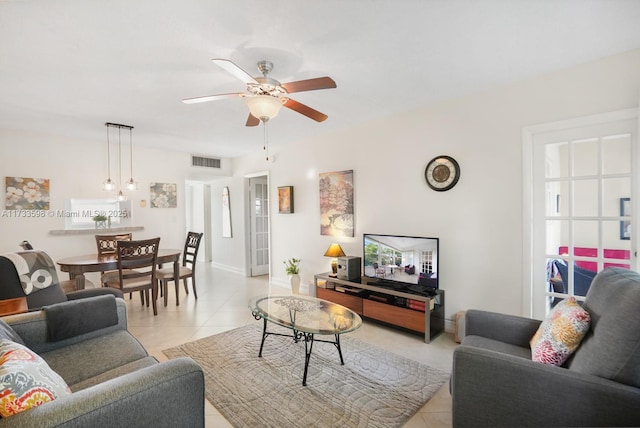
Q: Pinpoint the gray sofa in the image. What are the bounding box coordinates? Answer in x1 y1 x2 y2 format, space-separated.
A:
451 267 640 427
0 294 205 427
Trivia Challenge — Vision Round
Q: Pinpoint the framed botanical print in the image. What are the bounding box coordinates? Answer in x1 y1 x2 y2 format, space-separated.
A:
278 186 294 214
620 197 631 240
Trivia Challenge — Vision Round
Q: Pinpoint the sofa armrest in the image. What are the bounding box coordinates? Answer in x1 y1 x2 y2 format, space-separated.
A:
465 309 541 347
3 297 128 354
0 357 205 428
452 345 640 427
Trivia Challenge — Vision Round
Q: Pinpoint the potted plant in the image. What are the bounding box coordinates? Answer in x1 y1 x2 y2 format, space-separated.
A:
92 214 108 229
283 258 301 294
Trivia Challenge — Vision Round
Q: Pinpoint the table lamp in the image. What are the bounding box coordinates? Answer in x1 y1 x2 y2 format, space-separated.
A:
324 243 345 277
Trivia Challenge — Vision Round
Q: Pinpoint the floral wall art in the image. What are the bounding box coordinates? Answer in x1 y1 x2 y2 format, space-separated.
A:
150 182 177 208
5 177 50 210
319 170 354 237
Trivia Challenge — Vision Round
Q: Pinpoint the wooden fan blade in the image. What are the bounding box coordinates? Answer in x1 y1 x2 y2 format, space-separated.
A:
246 113 260 127
182 93 242 104
281 77 336 94
212 59 258 84
282 98 328 122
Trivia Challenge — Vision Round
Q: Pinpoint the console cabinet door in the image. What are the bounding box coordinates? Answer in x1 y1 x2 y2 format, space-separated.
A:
363 299 425 333
317 288 363 314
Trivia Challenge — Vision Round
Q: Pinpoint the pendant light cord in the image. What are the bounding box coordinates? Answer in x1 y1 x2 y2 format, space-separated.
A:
129 127 133 181
106 126 111 179
118 127 122 190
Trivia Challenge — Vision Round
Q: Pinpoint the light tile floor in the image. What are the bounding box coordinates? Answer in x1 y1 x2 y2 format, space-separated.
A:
123 264 455 428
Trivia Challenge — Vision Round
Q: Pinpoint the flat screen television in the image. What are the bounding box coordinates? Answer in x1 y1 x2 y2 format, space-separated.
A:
363 233 439 295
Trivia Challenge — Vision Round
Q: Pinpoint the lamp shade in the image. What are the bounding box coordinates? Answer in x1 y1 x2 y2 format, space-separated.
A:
324 243 346 258
246 95 282 121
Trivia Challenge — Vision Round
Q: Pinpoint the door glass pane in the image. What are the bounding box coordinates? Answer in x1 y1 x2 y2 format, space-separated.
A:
573 220 598 250
602 134 631 174
546 219 569 256
602 178 631 217
602 220 631 268
573 180 598 217
545 142 568 178
546 182 568 217
572 138 598 176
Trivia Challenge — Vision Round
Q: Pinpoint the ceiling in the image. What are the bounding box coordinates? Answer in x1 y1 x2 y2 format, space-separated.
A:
1 0 640 159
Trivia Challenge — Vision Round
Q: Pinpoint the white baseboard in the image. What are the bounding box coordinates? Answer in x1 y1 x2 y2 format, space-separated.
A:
444 319 455 334
209 262 245 276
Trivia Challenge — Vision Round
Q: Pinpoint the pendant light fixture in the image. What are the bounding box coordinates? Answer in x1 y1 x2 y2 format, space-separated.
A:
117 126 125 201
104 122 135 200
126 126 137 190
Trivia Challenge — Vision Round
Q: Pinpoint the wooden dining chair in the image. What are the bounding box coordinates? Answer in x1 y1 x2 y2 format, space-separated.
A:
95 233 133 284
95 233 140 301
156 232 203 306
104 238 160 315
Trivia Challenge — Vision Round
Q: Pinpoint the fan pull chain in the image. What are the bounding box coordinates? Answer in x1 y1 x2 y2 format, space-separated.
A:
263 121 269 161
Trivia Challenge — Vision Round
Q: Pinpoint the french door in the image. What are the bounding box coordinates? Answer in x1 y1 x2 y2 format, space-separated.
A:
525 109 638 319
249 176 270 276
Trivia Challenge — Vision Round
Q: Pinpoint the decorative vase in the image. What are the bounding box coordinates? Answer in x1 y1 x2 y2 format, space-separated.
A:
289 274 301 294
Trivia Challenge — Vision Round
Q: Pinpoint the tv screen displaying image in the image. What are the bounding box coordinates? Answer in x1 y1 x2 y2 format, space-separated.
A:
363 233 439 293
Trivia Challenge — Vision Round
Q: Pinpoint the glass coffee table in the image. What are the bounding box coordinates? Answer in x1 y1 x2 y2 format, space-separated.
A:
249 294 362 386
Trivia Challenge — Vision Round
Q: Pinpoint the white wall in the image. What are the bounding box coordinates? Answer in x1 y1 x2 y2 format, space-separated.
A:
2 49 639 321
207 176 247 274
0 130 217 284
227 48 640 320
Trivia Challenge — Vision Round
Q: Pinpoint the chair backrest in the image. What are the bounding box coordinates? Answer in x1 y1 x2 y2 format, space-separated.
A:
183 232 203 269
567 267 640 388
553 260 597 296
95 233 133 255
115 238 160 282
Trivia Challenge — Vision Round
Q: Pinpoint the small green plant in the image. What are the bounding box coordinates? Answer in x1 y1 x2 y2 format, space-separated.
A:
92 214 108 222
283 257 300 275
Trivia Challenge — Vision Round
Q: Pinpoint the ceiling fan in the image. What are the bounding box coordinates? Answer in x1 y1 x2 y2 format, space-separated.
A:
183 59 337 126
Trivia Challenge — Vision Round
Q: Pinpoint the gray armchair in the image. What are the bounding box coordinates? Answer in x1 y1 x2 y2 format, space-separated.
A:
451 267 640 427
0 295 204 427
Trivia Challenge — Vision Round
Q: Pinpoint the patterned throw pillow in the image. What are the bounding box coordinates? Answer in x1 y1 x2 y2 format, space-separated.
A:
0 340 71 417
530 297 591 366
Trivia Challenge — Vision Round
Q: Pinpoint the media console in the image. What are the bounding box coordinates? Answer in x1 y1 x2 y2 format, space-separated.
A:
313 272 445 343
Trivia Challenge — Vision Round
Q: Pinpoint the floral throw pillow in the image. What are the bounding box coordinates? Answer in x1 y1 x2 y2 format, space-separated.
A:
530 297 591 366
0 340 71 417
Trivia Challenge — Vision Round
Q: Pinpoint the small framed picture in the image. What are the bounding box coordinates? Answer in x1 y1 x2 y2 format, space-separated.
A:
620 197 631 240
278 186 294 214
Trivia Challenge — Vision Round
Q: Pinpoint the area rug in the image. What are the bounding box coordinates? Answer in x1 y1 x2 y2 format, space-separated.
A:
163 323 449 428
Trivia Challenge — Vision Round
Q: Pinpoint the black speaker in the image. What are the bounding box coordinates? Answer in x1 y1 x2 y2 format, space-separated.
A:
337 256 361 280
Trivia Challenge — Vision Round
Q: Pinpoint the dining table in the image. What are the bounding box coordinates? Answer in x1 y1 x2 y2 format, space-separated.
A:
57 249 182 291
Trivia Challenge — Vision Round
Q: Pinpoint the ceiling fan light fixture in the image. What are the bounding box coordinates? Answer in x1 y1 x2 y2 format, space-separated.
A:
246 95 282 122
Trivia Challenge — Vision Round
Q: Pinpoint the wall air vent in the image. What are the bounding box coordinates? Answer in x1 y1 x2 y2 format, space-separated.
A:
191 155 221 169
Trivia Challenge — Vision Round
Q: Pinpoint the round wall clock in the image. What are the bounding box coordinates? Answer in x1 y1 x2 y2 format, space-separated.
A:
425 155 460 191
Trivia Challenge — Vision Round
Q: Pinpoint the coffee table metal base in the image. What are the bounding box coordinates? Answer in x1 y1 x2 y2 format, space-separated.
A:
253 316 344 386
